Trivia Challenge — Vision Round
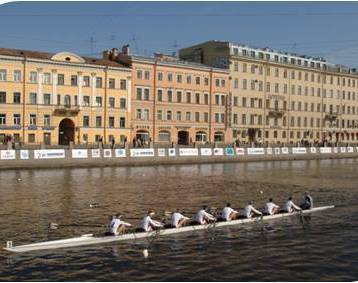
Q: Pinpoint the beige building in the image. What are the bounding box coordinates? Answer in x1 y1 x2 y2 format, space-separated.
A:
0 47 132 146
180 40 358 145
103 46 231 145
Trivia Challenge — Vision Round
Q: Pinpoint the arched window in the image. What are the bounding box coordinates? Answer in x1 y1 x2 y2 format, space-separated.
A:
120 135 127 143
64 95 71 107
214 132 225 142
195 131 207 142
158 130 171 142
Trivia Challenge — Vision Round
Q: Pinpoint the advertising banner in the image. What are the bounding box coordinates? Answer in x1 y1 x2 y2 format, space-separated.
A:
115 149 126 158
274 148 281 155
292 147 307 154
157 148 166 157
20 150 29 160
340 147 346 153
247 148 265 155
235 148 245 155
91 149 101 158
71 149 88 159
281 147 289 154
333 147 339 153
103 149 112 158
0 150 16 160
168 148 176 157
266 148 273 155
178 148 198 156
347 147 354 153
34 149 65 159
200 148 212 156
310 147 317 154
213 148 224 156
320 147 332 153
130 148 155 157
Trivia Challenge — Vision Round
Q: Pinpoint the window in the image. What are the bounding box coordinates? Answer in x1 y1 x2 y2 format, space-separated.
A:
215 95 219 105
136 88 142 100
195 76 200 85
158 131 170 142
204 77 209 86
30 93 37 104
96 77 102 88
136 109 142 119
44 115 51 126
30 114 36 125
157 89 163 101
157 110 163 120
243 79 247 89
95 96 102 107
216 79 220 87
120 79 126 90
0 114 5 124
214 132 225 142
28 134 35 143
143 109 149 120
234 62 239 71
109 78 115 89
55 74 64 86
186 75 192 84
13 92 21 104
158 72 163 81
177 91 182 103
195 93 200 104
109 97 115 108
204 112 209 122
57 94 61 105
14 70 21 82
195 131 207 142
43 73 51 84
44 93 51 105
204 93 209 105
83 116 89 127
234 78 239 88
176 111 182 121
144 71 150 80
0 92 6 103
96 116 102 127
233 113 238 124
195 112 200 122
168 90 173 102
168 73 173 82
137 70 143 79
109 117 115 128
30 71 37 83
0 69 7 81
167 110 172 120
120 98 126 109
177 74 182 83
144 89 149 100
119 117 126 128
186 112 191 121
13 114 20 125
186 92 191 103
69 75 77 86
83 96 90 106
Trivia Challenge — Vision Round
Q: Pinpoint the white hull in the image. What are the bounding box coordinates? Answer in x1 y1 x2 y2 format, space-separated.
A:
4 206 334 253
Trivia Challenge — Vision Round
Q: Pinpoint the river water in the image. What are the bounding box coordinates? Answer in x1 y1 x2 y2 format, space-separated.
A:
0 159 357 281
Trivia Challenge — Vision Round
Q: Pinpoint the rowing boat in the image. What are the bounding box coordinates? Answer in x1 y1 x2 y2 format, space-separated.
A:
4 205 334 253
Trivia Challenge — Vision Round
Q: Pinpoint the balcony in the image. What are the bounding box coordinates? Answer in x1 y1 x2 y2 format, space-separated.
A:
53 105 80 116
268 108 286 118
324 112 338 121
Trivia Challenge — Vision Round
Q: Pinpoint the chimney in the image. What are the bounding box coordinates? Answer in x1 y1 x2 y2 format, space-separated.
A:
122 44 130 55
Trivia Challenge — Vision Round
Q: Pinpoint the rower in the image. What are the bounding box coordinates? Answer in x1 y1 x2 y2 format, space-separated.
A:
264 198 280 215
283 197 302 213
109 214 132 235
244 201 263 218
171 209 190 228
194 205 216 225
221 203 239 221
300 191 313 210
141 211 164 232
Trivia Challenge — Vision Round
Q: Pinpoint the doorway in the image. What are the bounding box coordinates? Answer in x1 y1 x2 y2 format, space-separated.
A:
59 118 75 145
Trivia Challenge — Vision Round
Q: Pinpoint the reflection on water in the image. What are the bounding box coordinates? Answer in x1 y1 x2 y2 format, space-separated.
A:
0 159 357 281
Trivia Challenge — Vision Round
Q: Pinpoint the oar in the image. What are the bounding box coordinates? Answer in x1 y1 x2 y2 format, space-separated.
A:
48 222 105 230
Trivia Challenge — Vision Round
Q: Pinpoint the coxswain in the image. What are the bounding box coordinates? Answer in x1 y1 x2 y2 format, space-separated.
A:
141 211 164 232
221 203 239 221
264 198 280 215
300 191 313 210
244 201 263 218
109 214 132 235
171 209 190 228
195 205 216 224
283 197 302 213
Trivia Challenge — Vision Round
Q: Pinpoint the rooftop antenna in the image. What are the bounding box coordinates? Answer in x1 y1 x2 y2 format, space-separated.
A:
90 36 96 56
130 34 139 54
172 40 179 56
110 32 116 42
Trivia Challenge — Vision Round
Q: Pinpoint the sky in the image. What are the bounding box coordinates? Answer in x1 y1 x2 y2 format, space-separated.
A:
1 1 358 66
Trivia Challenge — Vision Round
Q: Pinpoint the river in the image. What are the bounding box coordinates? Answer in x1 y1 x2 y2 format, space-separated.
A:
0 159 357 281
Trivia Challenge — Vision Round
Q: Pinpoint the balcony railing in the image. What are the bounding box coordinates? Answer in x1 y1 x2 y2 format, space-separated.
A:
268 108 286 118
324 112 338 121
53 105 80 116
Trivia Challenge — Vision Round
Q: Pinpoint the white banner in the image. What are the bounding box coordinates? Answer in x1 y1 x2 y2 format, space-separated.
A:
115 149 126 158
340 147 346 153
310 147 317 154
0 150 16 160
347 147 354 153
179 148 198 156
320 147 332 153
292 147 307 154
20 150 29 160
72 149 88 159
91 149 101 158
281 147 289 154
200 148 212 156
213 148 224 156
34 149 65 159
266 147 273 155
247 148 265 155
235 148 245 155
333 147 339 153
103 149 112 158
130 148 155 157
168 148 176 157
274 148 281 155
157 148 166 157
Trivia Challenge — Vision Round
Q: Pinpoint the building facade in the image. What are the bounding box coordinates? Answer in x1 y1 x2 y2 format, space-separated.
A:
0 48 132 146
105 47 231 145
180 40 358 145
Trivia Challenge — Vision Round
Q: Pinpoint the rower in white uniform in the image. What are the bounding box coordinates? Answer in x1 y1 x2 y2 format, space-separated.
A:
141 211 164 232
264 198 280 215
244 201 263 218
171 209 190 228
300 192 313 210
195 205 216 224
221 203 239 221
109 214 132 235
283 197 302 213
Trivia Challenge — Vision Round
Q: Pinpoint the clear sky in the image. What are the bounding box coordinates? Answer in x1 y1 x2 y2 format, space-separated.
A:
1 1 358 66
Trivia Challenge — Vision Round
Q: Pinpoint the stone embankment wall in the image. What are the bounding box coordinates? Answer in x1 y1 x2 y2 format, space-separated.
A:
0 146 357 170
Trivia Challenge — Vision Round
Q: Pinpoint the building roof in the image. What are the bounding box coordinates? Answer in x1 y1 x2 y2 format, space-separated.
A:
0 47 128 69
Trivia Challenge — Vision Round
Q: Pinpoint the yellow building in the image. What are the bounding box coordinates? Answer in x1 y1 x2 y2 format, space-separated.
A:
180 40 358 145
0 47 132 146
